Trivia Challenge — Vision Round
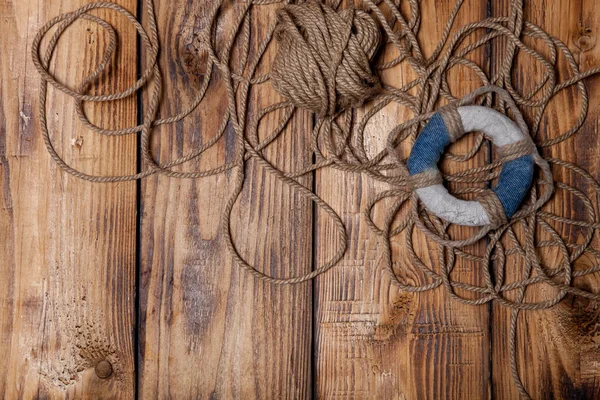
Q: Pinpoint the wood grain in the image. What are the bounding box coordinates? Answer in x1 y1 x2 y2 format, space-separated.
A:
137 0 313 397
314 1 491 398
2 0 600 398
491 0 600 398
0 0 138 398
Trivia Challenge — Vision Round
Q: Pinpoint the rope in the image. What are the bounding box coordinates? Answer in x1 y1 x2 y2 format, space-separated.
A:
32 0 600 397
270 1 381 117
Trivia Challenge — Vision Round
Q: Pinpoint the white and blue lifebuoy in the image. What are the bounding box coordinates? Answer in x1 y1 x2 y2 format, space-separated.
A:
407 106 535 227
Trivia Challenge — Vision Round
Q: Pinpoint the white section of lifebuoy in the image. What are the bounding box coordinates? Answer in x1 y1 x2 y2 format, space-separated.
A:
457 106 524 147
415 185 491 226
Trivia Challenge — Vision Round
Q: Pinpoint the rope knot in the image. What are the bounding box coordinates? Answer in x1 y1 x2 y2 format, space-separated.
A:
270 1 381 117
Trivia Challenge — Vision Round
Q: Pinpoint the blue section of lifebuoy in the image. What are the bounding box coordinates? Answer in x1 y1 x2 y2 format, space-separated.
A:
492 154 534 218
407 113 450 175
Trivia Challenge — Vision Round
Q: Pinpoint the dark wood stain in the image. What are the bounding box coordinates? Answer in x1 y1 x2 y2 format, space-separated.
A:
137 0 312 398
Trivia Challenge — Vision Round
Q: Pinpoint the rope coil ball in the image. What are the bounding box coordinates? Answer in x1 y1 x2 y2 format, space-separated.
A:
270 1 382 117
31 0 600 398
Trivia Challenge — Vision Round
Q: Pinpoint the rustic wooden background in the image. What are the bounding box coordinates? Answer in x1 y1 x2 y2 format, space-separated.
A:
1 0 600 398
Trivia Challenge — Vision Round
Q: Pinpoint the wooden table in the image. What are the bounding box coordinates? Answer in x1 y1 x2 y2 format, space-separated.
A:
1 0 599 398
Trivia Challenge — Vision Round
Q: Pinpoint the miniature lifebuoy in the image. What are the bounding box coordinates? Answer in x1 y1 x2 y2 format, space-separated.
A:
407 106 535 227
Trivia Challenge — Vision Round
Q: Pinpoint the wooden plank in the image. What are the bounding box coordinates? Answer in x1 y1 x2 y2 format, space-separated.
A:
0 0 138 398
314 0 491 398
491 0 600 398
137 0 313 397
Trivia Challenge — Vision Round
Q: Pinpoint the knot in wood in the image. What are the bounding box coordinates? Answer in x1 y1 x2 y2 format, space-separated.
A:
270 1 381 117
95 360 113 379
574 25 595 52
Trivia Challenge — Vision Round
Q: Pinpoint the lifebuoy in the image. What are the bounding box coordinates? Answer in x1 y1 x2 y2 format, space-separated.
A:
407 106 535 227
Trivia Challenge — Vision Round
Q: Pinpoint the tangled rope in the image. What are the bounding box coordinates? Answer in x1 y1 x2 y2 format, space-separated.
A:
32 0 600 398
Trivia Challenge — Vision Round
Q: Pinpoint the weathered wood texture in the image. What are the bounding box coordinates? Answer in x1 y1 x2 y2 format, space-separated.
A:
491 0 600 398
137 0 313 398
314 1 491 398
1 0 599 399
0 0 138 398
